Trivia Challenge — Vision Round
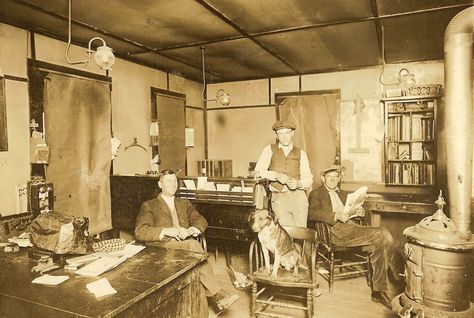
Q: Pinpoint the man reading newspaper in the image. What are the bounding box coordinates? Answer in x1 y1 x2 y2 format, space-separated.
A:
308 164 404 309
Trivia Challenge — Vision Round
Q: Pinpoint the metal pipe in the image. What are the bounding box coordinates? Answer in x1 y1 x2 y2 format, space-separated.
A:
444 6 474 239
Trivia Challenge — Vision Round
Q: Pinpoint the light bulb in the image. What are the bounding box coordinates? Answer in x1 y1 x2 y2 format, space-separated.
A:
220 92 231 106
94 45 115 70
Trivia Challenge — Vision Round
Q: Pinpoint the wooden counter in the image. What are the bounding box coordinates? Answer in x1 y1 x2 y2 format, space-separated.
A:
364 193 436 251
0 246 208 318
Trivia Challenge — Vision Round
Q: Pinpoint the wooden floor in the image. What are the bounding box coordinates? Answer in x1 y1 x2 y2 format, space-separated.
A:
207 253 400 318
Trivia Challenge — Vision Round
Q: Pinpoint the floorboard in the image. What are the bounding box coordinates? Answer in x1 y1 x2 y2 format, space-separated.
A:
207 253 400 318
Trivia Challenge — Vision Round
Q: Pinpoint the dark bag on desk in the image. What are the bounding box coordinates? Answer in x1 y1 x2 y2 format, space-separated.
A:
28 212 91 254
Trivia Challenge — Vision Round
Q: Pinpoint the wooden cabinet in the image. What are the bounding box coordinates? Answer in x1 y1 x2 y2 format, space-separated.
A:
176 177 262 243
383 95 440 186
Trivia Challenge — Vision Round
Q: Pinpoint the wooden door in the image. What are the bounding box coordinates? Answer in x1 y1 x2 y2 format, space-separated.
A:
154 89 186 172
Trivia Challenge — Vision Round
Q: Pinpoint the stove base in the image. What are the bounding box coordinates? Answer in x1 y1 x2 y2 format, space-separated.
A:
392 293 474 318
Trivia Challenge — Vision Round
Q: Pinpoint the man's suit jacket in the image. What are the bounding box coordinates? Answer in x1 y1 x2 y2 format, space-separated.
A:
308 185 348 226
135 195 208 242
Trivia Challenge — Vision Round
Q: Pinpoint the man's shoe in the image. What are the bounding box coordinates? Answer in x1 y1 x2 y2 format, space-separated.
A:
371 291 392 309
209 290 239 312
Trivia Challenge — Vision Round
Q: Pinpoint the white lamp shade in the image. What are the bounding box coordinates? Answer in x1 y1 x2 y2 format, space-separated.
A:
94 45 115 70
220 92 231 106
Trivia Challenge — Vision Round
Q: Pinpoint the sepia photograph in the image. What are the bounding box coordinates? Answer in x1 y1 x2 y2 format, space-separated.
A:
0 1 473 317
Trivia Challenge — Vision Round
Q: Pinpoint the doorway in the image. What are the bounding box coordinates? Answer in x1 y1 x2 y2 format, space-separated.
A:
276 90 340 188
151 88 186 173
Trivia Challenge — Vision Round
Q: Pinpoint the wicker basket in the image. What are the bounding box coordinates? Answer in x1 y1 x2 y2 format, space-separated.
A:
406 84 441 96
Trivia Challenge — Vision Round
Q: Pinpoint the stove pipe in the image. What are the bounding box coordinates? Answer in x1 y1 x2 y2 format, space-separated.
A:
444 6 474 239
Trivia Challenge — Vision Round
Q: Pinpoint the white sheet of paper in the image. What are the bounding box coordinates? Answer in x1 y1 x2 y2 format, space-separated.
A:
75 255 127 277
32 274 69 286
196 177 207 190
183 179 196 190
205 181 216 191
216 184 230 191
86 278 117 298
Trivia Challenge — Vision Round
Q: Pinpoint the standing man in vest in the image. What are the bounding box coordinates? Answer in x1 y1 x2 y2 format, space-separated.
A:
254 119 313 227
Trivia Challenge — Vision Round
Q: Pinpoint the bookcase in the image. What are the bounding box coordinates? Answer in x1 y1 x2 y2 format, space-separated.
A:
383 95 439 186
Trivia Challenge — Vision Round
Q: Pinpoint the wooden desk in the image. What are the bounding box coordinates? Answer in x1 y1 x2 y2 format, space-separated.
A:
364 194 436 251
0 247 207 318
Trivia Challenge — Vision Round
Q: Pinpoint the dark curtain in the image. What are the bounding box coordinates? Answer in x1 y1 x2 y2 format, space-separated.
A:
44 73 111 234
278 93 340 188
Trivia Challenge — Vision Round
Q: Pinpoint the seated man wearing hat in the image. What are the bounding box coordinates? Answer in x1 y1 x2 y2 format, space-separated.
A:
254 119 313 227
308 164 403 309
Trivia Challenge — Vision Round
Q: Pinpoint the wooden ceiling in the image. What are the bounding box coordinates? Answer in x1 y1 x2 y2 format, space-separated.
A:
0 0 472 82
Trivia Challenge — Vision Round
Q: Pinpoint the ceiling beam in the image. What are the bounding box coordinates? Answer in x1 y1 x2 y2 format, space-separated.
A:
370 0 383 65
195 0 301 74
7 0 224 80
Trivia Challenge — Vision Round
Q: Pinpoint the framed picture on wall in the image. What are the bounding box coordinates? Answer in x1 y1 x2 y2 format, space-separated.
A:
0 77 7 151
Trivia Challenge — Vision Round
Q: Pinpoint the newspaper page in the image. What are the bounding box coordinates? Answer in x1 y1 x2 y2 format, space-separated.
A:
342 186 368 219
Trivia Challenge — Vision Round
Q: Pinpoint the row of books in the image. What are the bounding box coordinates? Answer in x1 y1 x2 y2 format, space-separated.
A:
197 160 233 177
387 142 434 160
387 162 435 185
387 114 434 141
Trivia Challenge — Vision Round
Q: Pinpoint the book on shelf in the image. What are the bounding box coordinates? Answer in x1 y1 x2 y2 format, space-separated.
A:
398 144 410 160
387 143 398 160
411 115 423 139
423 143 434 160
411 142 423 160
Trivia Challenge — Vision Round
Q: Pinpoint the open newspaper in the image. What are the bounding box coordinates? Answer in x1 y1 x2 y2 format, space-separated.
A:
342 186 368 219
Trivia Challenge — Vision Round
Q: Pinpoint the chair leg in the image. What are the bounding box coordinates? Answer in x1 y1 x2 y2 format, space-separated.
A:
329 252 335 292
251 282 257 317
366 255 373 289
306 288 313 318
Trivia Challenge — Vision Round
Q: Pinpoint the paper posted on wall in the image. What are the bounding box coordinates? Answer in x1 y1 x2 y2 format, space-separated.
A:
343 186 368 219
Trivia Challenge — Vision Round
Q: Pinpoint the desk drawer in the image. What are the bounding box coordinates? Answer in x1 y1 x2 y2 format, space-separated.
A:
366 201 433 215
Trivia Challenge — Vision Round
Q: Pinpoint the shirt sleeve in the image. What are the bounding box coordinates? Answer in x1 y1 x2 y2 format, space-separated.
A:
254 145 280 180
298 150 313 189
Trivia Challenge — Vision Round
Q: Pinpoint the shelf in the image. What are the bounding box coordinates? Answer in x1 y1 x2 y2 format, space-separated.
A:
386 183 436 187
383 94 439 186
387 140 434 143
388 160 434 163
381 94 441 102
388 110 434 114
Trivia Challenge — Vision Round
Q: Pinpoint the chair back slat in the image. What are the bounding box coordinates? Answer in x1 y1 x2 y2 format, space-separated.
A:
314 222 331 245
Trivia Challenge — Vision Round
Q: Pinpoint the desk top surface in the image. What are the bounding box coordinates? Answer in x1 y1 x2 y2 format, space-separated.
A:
0 246 207 318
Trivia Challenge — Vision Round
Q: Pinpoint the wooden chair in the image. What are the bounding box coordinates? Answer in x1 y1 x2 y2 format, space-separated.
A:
195 233 208 252
313 220 372 292
248 226 319 318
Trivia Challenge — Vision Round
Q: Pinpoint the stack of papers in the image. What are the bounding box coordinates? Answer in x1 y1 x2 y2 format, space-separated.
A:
32 274 69 286
86 278 117 298
75 255 127 277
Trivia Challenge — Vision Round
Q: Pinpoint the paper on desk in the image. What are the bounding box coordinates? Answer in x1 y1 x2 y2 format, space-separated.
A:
183 179 196 190
122 243 146 258
32 274 69 285
8 237 33 247
197 176 207 190
86 278 117 298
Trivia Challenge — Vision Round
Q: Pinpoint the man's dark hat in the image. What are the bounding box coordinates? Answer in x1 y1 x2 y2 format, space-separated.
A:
272 119 296 131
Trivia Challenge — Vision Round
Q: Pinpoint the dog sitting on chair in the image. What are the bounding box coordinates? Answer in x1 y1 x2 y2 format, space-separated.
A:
248 209 301 279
